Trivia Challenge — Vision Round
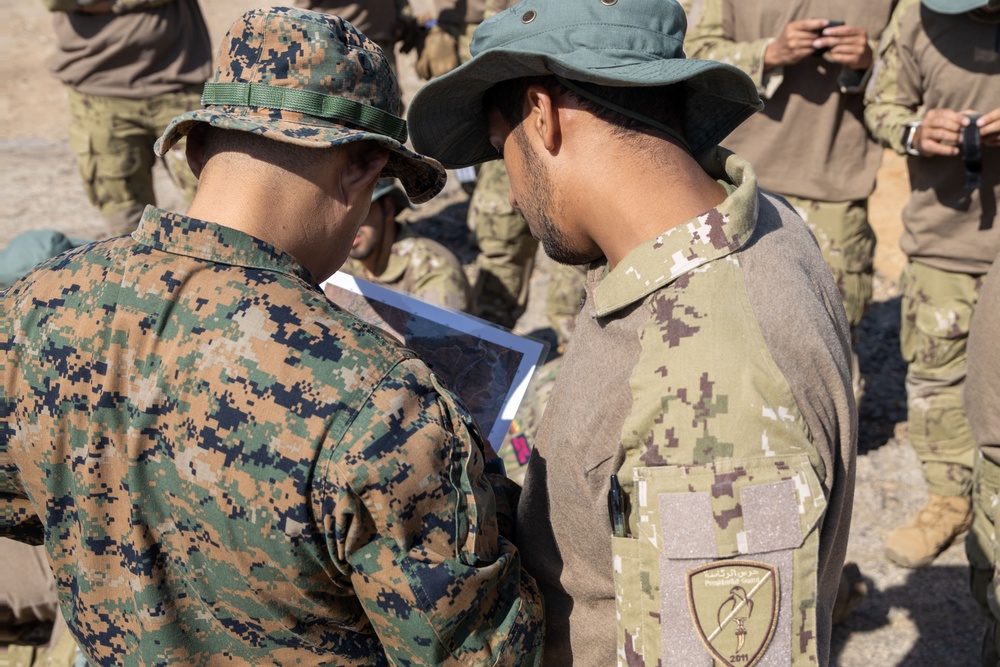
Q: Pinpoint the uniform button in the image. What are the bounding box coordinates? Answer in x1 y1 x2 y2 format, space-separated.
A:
521 9 537 23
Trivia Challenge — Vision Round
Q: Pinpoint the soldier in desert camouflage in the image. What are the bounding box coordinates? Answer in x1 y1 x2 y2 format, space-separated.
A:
1 8 542 665
865 0 1000 570
334 178 474 313
408 0 857 665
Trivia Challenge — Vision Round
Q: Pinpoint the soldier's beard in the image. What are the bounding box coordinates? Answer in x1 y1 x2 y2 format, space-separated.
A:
513 126 596 266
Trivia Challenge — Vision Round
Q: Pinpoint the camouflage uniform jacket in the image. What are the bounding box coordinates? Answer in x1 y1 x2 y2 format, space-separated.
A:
340 226 474 314
864 1 1000 274
1 207 543 666
515 150 856 667
683 0 895 202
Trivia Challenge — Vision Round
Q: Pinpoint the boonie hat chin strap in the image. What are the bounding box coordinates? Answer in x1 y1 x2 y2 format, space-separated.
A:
555 76 692 153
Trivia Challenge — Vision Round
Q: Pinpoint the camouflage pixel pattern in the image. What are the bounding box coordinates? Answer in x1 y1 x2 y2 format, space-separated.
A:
338 225 474 313
67 87 201 237
1 207 543 666
781 196 874 330
899 261 982 497
515 150 855 667
155 7 446 204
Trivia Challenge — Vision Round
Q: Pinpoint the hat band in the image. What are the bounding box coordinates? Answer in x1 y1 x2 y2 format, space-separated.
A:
201 82 408 144
555 76 691 153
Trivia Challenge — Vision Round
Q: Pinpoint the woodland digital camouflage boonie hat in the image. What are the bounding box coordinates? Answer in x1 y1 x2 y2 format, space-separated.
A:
407 0 763 167
921 0 1000 12
156 7 445 203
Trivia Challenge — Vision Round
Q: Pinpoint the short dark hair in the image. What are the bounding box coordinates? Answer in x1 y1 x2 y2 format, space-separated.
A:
483 76 687 145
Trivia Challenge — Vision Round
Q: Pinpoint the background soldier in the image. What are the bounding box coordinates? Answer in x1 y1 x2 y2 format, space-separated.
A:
335 177 474 313
865 0 1000 569
684 0 898 401
2 8 542 664
41 0 212 237
409 0 857 664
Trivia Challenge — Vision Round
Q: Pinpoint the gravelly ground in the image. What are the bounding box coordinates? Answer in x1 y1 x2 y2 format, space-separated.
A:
0 1 987 664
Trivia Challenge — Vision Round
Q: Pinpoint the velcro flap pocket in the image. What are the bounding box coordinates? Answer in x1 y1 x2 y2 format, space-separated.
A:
635 454 826 561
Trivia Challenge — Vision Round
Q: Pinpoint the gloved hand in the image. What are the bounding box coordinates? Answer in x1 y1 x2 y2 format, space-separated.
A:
415 25 460 80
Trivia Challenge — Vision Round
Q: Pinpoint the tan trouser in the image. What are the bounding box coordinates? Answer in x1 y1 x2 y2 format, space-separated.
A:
901 261 982 497
67 86 202 237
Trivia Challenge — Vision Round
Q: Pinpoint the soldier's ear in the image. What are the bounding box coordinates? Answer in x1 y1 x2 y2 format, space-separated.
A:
341 142 390 209
185 126 208 179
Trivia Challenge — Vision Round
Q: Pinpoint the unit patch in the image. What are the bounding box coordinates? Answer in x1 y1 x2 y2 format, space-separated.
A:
686 560 779 667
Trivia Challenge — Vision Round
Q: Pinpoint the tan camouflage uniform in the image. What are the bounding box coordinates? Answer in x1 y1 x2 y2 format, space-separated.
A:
864 0 1000 562
338 224 474 313
44 0 212 237
1 207 544 666
684 0 895 402
516 150 857 667
966 258 1000 665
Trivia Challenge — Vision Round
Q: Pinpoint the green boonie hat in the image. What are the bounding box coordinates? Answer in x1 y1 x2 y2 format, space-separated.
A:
371 177 411 213
921 0 999 12
155 7 445 204
407 0 763 168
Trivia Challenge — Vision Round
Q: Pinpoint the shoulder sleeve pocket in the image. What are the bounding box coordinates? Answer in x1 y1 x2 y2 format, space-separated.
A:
613 454 826 666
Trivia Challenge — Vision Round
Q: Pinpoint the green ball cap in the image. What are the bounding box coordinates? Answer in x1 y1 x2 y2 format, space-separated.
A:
155 7 446 204
407 0 764 168
921 0 998 12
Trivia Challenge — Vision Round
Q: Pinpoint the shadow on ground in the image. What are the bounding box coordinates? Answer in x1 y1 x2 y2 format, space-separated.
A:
856 294 907 454
832 564 984 665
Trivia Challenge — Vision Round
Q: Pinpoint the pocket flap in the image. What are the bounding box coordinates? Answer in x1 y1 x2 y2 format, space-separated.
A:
632 454 826 560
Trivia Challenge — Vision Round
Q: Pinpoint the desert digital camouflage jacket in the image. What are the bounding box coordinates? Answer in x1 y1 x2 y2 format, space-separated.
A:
515 150 857 667
0 207 543 666
339 226 473 314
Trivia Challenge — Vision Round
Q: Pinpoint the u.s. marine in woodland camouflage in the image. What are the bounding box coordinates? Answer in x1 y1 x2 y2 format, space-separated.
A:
408 0 857 665
1 8 542 665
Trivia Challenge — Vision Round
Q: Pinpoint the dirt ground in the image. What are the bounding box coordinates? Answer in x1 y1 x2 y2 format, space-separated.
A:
0 2 984 665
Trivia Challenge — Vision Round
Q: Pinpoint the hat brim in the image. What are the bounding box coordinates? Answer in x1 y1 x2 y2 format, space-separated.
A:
155 107 447 204
408 50 763 168
921 0 987 12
